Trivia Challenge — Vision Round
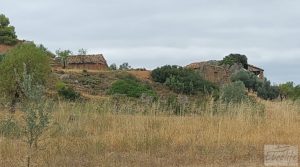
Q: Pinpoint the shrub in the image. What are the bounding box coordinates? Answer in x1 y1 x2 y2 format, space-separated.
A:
220 81 248 104
0 43 51 111
152 65 217 94
151 65 182 83
109 76 156 98
0 116 21 138
220 54 248 69
257 79 279 100
0 53 4 62
56 82 80 101
231 70 262 91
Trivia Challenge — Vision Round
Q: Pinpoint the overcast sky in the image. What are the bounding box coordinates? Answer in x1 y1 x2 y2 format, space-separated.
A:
1 0 300 84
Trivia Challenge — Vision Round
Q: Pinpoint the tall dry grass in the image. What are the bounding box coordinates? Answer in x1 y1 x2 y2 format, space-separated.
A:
0 99 299 167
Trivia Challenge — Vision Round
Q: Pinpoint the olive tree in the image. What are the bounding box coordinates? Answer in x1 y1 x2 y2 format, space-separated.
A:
0 43 51 111
55 49 72 69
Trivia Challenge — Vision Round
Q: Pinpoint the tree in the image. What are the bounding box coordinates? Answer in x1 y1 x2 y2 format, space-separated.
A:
291 85 300 101
119 62 131 70
56 49 72 69
257 79 279 100
0 14 17 45
109 63 117 70
78 48 87 55
0 43 51 111
220 54 248 69
278 82 294 101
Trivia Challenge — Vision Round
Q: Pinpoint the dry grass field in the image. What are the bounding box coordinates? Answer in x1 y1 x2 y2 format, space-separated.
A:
0 99 299 167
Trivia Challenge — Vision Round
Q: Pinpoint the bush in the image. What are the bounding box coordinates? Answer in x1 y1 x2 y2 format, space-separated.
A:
0 53 4 62
56 82 80 101
0 116 21 138
220 54 248 69
151 65 217 94
220 81 248 104
231 70 262 91
257 79 279 100
0 43 51 110
109 76 156 98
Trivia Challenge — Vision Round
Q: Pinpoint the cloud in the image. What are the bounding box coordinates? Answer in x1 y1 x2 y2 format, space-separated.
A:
1 0 300 83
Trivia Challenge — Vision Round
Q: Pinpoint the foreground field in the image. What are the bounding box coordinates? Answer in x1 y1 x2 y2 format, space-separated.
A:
0 100 299 167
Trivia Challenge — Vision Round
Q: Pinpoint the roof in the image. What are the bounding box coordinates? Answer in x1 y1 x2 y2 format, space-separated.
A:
186 61 224 70
248 64 264 71
67 54 107 65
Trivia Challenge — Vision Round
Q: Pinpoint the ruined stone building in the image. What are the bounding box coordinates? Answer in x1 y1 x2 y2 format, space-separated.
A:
247 64 264 79
66 54 108 70
187 61 265 85
187 61 231 85
0 44 14 54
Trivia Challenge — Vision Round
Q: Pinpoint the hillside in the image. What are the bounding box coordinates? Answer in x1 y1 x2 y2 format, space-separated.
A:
52 69 176 100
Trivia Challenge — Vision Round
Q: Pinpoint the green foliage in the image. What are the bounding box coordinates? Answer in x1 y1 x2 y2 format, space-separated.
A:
220 81 248 104
151 65 182 83
0 14 17 45
78 48 87 55
220 54 248 69
257 79 279 100
109 63 117 70
152 65 217 95
0 53 5 62
0 116 21 138
55 49 72 69
231 70 262 91
56 82 80 101
38 44 54 58
278 82 294 100
278 82 300 101
119 62 131 70
0 43 51 106
109 76 156 98
20 71 53 167
291 85 300 101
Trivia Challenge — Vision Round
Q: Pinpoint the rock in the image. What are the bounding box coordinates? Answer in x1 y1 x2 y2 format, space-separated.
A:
59 74 70 80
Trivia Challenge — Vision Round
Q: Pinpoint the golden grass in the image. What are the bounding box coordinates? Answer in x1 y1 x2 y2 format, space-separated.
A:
0 100 299 166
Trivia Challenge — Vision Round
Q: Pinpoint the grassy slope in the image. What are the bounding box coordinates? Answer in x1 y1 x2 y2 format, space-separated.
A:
0 100 299 166
53 69 175 99
1 69 299 166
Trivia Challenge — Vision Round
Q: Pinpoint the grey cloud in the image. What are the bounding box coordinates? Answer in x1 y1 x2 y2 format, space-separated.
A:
1 0 300 83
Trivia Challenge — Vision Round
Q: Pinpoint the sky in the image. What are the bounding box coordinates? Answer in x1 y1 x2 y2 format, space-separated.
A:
1 0 300 84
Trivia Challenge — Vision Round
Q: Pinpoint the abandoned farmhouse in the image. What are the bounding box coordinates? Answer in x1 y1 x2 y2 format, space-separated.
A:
187 61 264 85
66 54 108 70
